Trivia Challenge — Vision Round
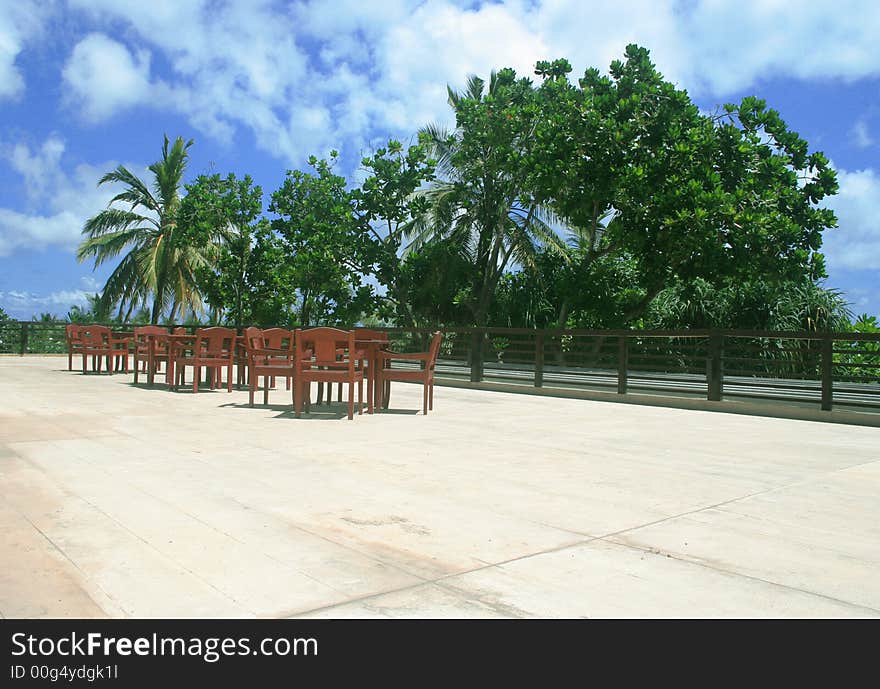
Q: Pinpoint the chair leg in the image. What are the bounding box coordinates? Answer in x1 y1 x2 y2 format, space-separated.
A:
249 374 255 407
68 352 72 371
429 381 434 410
263 375 269 405
227 361 233 392
423 382 428 415
348 380 354 420
338 382 342 403
295 381 304 418
193 365 200 393
357 377 363 415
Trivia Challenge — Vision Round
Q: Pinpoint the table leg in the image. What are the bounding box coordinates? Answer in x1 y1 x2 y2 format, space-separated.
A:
167 347 176 390
147 340 155 386
367 351 376 414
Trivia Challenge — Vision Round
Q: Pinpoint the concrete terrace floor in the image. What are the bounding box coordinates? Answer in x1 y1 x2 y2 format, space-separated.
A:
1 355 878 619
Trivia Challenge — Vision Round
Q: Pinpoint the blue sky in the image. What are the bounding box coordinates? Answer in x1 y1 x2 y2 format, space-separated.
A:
1 0 878 320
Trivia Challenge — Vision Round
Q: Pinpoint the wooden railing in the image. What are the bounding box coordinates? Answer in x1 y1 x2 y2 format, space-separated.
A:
3 321 879 413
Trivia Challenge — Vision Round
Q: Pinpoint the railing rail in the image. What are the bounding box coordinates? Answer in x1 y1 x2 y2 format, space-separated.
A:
3 321 878 413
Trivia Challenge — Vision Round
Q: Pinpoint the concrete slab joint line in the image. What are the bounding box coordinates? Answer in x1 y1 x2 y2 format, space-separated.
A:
1 356 878 618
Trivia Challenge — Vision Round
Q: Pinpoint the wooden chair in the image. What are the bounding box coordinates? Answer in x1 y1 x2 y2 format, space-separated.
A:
243 326 295 407
65 324 83 371
132 325 169 384
109 331 131 373
319 328 389 407
294 328 364 420
377 331 443 414
78 325 113 374
173 327 236 393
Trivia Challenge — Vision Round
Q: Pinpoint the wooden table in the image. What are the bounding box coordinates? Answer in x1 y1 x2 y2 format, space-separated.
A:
354 338 390 414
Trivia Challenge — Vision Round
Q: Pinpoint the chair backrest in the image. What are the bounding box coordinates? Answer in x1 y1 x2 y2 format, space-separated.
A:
194 327 236 358
295 327 354 368
133 325 168 352
65 324 81 345
426 331 443 371
134 325 167 337
134 325 167 342
243 326 264 352
79 325 111 345
262 327 294 353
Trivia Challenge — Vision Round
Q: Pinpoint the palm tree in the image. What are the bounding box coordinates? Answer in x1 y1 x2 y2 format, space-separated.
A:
77 135 211 323
410 72 566 330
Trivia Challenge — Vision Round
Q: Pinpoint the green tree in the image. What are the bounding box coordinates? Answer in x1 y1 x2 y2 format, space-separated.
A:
398 242 472 326
269 153 375 327
243 223 300 327
77 135 210 323
269 144 435 327
528 46 838 322
178 173 263 328
352 140 435 325
413 71 566 329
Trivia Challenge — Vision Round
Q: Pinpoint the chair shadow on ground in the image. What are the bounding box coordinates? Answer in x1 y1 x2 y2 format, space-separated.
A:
219 401 420 419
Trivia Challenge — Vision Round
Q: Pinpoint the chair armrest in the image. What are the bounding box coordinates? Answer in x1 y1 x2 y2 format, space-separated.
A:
378 350 430 361
247 347 291 356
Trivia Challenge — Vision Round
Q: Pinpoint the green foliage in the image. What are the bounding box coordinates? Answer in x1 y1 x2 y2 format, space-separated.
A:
178 172 263 327
645 278 852 332
413 69 566 328
398 242 472 326
77 135 211 323
269 153 375 326
353 140 436 325
59 45 860 358
268 143 435 327
527 45 838 322
242 223 299 327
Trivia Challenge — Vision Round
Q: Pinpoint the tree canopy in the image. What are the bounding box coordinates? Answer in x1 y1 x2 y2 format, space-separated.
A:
72 45 860 334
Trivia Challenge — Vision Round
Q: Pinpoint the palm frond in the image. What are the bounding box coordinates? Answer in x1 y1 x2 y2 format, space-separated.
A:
99 166 159 212
81 208 155 239
76 227 155 265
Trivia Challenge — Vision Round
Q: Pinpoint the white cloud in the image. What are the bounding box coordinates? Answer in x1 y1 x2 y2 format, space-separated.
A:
672 1 880 94
0 0 50 100
852 119 875 149
62 33 155 121
66 0 311 156
0 281 95 319
55 1 880 169
823 167 880 271
0 136 133 256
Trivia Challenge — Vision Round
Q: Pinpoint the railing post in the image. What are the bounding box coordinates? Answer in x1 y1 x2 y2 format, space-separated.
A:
534 332 544 388
821 334 833 411
19 322 28 356
707 331 723 401
617 335 628 394
470 329 484 383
